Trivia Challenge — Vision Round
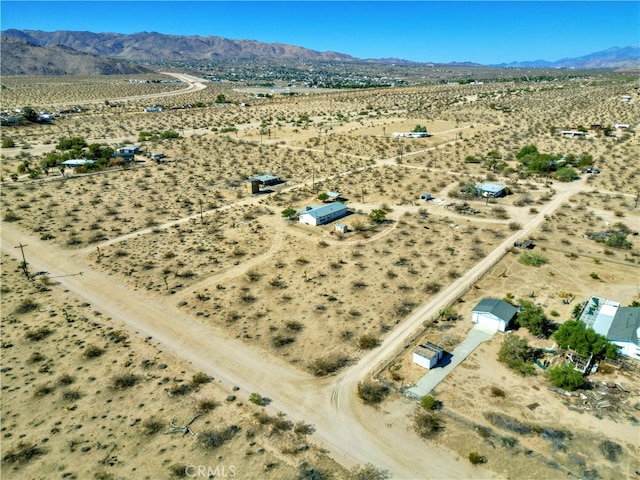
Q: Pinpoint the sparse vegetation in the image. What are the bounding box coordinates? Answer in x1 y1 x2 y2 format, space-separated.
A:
357 380 390 405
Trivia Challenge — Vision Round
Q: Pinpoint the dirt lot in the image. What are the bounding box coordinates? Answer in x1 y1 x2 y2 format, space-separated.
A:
1 73 639 479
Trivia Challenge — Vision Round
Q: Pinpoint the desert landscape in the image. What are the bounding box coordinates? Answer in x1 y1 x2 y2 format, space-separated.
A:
2 68 639 480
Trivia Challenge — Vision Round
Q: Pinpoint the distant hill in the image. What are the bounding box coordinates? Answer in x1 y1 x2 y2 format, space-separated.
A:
1 29 358 63
0 37 152 75
1 29 637 72
496 46 640 69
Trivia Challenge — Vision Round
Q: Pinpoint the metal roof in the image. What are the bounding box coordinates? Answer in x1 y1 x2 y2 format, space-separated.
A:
302 202 347 219
472 298 517 322
478 183 506 193
413 342 443 360
246 174 280 183
580 296 620 333
608 307 640 344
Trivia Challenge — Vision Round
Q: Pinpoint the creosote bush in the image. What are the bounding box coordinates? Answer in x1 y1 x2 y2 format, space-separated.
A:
414 412 445 439
199 425 240 450
111 373 140 390
357 380 390 405
308 354 349 376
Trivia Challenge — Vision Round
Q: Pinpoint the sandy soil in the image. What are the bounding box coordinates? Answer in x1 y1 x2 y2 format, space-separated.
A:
1 73 639 479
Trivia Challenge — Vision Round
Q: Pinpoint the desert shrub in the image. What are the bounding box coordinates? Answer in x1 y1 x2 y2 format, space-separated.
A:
61 389 83 401
142 416 165 435
2 137 16 148
15 299 39 315
83 344 105 359
168 464 189 478
501 436 518 448
357 380 389 405
420 395 442 410
489 386 506 398
424 282 442 294
295 461 329 480
4 210 20 222
285 321 304 331
349 463 391 480
191 372 212 386
414 412 445 439
546 365 584 391
468 451 487 465
2 441 46 465
199 425 240 449
475 425 492 438
308 354 349 376
196 398 220 412
245 269 262 282
598 440 623 462
33 384 55 397
108 330 129 344
249 392 264 406
111 373 140 390
271 413 293 431
272 334 295 347
57 373 75 386
293 421 315 436
483 412 533 435
169 383 193 396
25 325 52 341
497 335 536 375
519 251 548 267
358 334 379 349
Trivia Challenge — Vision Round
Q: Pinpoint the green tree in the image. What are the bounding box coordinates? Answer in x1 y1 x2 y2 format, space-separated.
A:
516 144 538 160
56 136 87 151
21 106 38 123
248 392 264 405
369 209 387 223
281 207 298 220
553 320 618 359
605 232 632 250
497 335 536 375
214 93 227 104
553 167 578 182
2 137 15 148
547 364 584 391
412 124 427 133
516 299 552 337
317 192 330 202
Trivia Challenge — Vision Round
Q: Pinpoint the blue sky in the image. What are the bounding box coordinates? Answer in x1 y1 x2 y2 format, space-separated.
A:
1 1 638 64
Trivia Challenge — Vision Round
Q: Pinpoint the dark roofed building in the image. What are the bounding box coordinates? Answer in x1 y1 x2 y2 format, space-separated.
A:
471 298 517 332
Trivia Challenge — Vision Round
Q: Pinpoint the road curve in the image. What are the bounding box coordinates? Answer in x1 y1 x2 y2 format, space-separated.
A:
1 163 586 480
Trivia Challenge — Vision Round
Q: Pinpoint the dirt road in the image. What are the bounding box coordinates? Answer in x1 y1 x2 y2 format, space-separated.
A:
1 173 588 479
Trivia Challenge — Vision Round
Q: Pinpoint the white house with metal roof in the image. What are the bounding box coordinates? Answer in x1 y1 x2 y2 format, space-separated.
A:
580 296 640 359
476 183 507 198
471 298 517 332
298 202 348 226
62 159 95 168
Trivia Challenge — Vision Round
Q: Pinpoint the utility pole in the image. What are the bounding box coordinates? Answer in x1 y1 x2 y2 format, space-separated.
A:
199 198 204 225
15 243 30 280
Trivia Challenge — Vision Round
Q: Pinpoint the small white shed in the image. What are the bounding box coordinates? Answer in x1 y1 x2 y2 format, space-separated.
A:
412 342 444 369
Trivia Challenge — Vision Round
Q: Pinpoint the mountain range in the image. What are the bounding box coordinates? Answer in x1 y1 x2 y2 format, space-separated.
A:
1 29 638 75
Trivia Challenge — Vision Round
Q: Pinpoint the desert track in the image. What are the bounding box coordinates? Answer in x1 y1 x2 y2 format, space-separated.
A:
2 135 591 478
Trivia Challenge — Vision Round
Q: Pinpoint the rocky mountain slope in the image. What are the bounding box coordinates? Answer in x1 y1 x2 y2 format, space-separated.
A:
1 37 151 75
